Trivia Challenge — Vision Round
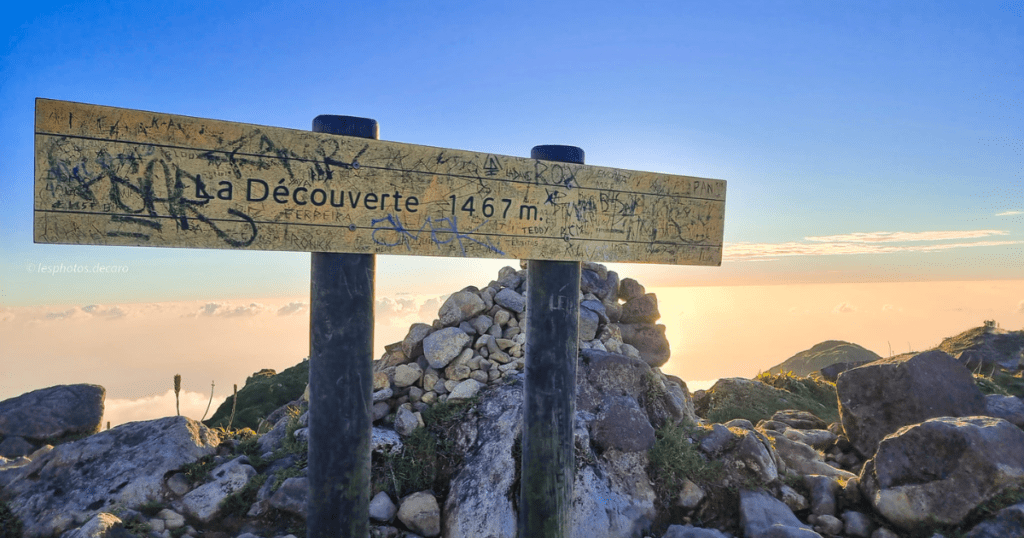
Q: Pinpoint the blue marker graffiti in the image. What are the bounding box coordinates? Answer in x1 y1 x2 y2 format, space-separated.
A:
370 214 505 256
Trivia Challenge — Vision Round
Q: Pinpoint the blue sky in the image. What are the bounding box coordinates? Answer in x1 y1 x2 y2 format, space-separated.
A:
1 0 1022 306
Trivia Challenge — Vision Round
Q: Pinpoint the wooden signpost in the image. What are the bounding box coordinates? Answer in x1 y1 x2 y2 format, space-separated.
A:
34 98 727 538
35 99 725 265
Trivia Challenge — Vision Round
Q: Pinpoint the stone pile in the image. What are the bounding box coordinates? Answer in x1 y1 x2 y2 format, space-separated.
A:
369 261 671 436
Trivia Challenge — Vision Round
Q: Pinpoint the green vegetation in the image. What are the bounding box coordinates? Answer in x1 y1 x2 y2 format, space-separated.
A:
205 361 309 431
0 500 23 538
700 373 839 425
372 397 477 504
767 340 880 377
220 474 267 518
137 499 165 517
181 454 217 484
975 371 1024 399
648 421 724 498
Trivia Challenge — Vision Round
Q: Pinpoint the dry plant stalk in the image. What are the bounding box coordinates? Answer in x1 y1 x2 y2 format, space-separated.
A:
228 384 239 430
200 381 215 422
173 374 182 416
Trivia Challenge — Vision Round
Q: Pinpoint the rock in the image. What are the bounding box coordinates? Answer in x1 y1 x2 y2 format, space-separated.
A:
423 327 472 369
395 406 421 436
871 529 899 538
985 394 1024 428
570 451 657 538
842 511 875 538
806 475 840 516
836 350 987 457
60 512 121 538
268 476 309 518
677 478 706 509
469 314 493 335
182 457 257 522
731 430 778 484
372 427 404 455
780 484 809 512
394 363 423 388
820 361 872 382
964 501 1024 537
771 410 828 430
699 424 739 455
0 435 35 458
370 490 397 523
439 291 487 326
860 416 1024 529
0 384 104 441
581 269 616 300
618 278 645 301
166 472 191 496
493 309 511 326
398 491 441 537
662 524 728 538
581 349 652 403
493 288 526 313
613 323 671 367
619 293 660 324
814 514 843 535
783 428 836 450
739 489 821 538
447 379 484 401
579 306 600 341
1 416 218 537
444 383 521 538
402 323 434 359
373 371 390 391
373 387 394 403
590 396 656 453
763 430 855 479
373 402 391 421
157 508 186 530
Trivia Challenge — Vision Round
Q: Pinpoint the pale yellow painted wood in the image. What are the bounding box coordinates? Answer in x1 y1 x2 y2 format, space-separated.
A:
34 98 726 265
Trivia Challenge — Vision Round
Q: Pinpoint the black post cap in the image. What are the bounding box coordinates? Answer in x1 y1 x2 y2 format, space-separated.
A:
531 145 585 165
312 115 379 139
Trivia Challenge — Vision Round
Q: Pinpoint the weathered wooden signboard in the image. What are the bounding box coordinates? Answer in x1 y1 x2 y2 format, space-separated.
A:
35 99 726 265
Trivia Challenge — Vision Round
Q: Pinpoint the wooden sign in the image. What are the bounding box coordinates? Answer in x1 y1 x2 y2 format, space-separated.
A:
34 99 726 265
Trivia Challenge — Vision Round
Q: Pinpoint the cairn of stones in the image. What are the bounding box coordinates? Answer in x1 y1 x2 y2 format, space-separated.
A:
371 261 668 435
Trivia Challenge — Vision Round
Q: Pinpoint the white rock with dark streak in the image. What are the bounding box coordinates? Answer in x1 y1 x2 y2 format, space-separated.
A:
181 457 257 522
0 416 219 538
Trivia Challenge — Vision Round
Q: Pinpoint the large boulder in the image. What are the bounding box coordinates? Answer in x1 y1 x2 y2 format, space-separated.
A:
0 384 104 441
612 323 670 367
860 416 1024 529
964 502 1024 538
422 327 472 369
836 350 987 457
0 416 219 537
443 383 522 538
739 489 821 538
438 290 487 327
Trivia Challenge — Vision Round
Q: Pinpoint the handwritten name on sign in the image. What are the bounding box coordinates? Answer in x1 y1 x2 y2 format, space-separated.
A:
34 99 726 265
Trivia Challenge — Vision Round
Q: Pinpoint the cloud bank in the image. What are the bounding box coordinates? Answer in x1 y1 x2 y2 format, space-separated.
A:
726 229 1020 261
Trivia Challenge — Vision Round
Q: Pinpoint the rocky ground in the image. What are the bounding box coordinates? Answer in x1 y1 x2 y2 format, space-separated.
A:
3 263 1024 538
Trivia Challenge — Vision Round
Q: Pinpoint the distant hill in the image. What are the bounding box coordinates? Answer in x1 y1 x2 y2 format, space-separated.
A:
934 322 1024 372
767 340 881 377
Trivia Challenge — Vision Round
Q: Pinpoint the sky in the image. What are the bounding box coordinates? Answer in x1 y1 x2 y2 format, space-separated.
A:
1 1 1023 426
